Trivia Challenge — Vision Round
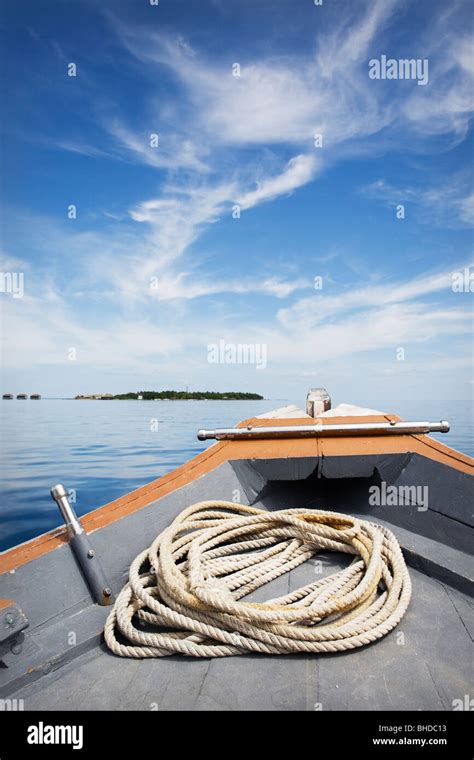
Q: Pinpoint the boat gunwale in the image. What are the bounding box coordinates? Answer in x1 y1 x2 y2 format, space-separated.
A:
0 413 472 577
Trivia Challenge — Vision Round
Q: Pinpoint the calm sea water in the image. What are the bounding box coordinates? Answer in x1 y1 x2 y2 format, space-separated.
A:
0 398 472 552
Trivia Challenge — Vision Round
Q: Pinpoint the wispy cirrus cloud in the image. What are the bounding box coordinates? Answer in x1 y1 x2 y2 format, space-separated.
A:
277 264 473 331
25 0 471 310
106 0 472 158
107 121 210 173
360 174 474 226
237 154 319 210
2 248 470 373
90 0 473 310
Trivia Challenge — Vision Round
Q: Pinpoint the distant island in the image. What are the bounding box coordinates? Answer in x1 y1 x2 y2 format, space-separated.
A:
75 391 264 400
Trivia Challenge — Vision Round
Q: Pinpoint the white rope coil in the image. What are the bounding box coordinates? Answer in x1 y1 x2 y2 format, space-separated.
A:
104 501 411 658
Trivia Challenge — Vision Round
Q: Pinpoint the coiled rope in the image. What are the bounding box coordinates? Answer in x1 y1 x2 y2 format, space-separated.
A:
104 501 411 658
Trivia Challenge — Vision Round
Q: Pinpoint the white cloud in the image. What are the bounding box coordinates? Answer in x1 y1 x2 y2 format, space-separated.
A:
109 3 396 150
108 0 473 161
107 121 209 173
113 158 317 301
277 265 473 331
458 192 474 224
263 303 472 365
2 207 310 308
401 27 474 140
151 273 309 301
0 293 182 371
34 2 472 313
2 258 470 379
237 155 318 209
360 176 474 227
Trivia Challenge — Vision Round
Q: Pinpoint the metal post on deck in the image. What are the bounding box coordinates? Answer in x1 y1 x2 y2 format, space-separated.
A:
50 485 114 606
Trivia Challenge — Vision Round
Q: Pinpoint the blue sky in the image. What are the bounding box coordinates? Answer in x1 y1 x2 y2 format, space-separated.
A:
1 0 473 402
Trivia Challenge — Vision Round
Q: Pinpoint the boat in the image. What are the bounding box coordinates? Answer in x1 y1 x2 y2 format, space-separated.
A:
2 394 13 400
29 394 41 400
0 389 472 711
15 394 27 400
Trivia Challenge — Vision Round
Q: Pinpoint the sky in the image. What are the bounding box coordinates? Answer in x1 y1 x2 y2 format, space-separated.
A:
0 0 473 403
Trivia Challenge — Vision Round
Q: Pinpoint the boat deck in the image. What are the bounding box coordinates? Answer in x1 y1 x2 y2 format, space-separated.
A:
5 560 472 711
